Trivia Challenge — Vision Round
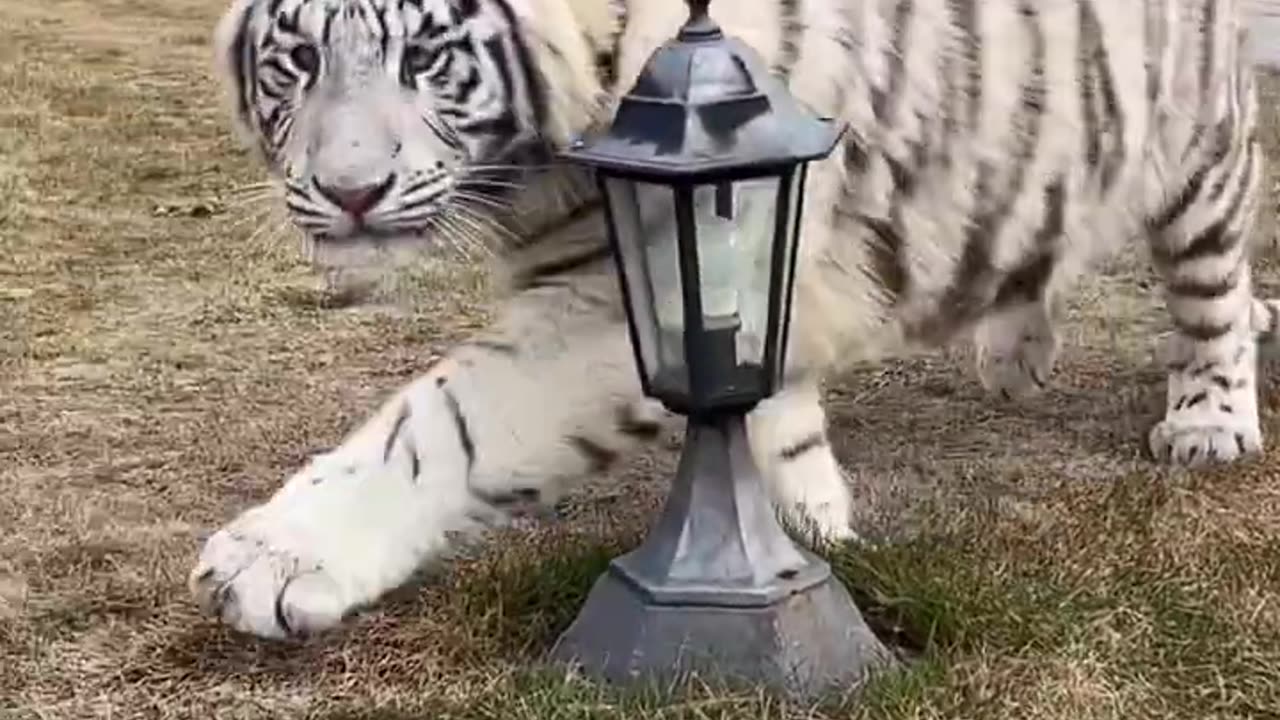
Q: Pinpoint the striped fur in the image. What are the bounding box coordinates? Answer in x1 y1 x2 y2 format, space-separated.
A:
213 0 1269 362
190 0 1279 640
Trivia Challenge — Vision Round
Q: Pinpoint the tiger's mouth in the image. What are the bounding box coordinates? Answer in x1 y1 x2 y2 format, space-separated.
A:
299 228 443 269
280 163 528 268
294 202 508 269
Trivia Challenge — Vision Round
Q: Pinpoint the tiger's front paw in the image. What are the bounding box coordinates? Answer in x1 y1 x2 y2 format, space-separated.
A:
189 445 466 639
189 511 353 639
766 446 860 544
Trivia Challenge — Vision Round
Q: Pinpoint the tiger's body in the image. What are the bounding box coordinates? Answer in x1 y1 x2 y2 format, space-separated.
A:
191 0 1279 640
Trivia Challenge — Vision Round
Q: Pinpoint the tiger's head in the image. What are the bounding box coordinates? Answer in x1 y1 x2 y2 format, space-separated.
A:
215 0 618 260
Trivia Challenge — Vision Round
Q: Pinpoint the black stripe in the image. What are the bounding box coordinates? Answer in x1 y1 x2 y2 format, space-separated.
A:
589 0 629 91
616 403 663 439
383 403 411 462
1168 218 1241 266
467 339 518 356
274 577 295 635
938 0 969 167
277 4 301 34
454 65 482 101
922 1 1045 338
1144 0 1165 102
260 57 291 82
859 138 926 303
1156 141 1253 266
322 6 338 46
871 0 916 125
948 0 981 131
417 5 451 39
1198 0 1217 100
408 443 420 479
456 0 482 21
780 432 827 461
455 113 519 143
1208 71 1251 203
857 214 909 300
441 386 476 472
568 435 619 472
513 244 613 288
477 487 542 509
1147 119 1232 232
1173 320 1231 341
1090 10 1126 192
1078 1 1101 179
773 0 803 81
366 3 384 56
994 177 1066 306
489 0 549 139
1167 274 1238 299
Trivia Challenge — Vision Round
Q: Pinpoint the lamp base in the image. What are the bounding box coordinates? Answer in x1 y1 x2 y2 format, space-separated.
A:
548 412 894 698
549 560 891 698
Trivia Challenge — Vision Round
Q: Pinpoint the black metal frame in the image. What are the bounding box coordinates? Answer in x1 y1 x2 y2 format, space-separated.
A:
597 169 808 415
561 0 842 416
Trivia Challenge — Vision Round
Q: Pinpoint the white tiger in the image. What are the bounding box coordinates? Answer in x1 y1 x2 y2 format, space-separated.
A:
191 0 1279 640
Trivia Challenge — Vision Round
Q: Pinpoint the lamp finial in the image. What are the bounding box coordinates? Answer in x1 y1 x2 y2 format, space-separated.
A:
680 0 720 39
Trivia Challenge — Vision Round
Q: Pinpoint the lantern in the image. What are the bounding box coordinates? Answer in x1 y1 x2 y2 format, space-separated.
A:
549 0 892 698
561 0 841 416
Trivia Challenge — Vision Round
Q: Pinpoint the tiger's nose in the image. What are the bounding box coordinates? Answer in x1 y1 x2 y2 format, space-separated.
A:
313 174 394 217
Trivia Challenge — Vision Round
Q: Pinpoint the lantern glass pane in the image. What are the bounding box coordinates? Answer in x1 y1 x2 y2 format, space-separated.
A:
603 177 688 394
691 178 780 370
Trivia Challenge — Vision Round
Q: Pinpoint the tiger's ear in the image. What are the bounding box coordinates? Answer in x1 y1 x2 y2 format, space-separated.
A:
213 0 263 152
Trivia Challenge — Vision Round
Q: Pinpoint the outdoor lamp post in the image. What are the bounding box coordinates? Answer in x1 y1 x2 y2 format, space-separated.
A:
549 0 892 697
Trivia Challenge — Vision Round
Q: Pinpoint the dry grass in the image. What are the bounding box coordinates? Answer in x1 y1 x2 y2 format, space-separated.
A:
3 1 1280 718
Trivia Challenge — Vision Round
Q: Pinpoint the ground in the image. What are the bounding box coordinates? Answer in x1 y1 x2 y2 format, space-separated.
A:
3 1 1280 718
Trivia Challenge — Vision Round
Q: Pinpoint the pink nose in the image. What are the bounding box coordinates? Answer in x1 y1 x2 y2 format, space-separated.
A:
314 175 393 216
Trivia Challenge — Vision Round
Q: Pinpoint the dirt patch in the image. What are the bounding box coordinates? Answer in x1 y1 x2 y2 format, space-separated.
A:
4 1 1280 718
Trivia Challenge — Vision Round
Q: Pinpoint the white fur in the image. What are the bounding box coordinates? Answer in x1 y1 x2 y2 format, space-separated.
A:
190 274 856 636
192 0 1272 640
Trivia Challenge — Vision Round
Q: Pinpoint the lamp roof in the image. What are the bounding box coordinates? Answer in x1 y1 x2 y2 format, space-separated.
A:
560 1 844 180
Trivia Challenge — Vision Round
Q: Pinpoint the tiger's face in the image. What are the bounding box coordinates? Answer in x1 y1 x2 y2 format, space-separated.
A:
216 0 557 255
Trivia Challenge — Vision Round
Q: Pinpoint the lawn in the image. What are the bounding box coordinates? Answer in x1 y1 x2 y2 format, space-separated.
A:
3 1 1280 718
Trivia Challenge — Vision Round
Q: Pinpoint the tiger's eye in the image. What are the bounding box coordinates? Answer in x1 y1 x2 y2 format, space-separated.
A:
402 45 437 75
289 43 320 74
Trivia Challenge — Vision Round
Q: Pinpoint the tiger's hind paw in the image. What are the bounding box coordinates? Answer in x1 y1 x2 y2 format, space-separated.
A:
1148 418 1263 467
1151 332 1264 468
974 302 1060 399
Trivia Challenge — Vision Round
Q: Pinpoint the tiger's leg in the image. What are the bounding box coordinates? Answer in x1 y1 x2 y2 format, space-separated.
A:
1146 124 1266 467
973 294 1061 399
187 275 670 639
747 374 858 542
188 274 855 639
